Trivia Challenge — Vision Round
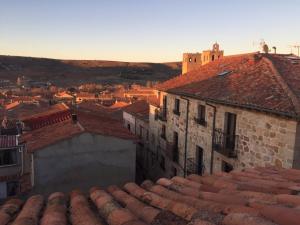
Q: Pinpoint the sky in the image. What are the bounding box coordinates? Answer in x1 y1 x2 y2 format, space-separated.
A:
0 0 300 62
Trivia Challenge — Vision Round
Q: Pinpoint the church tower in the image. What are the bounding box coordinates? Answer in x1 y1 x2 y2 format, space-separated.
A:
182 43 224 74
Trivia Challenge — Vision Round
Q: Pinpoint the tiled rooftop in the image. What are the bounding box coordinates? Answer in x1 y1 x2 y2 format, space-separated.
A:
22 108 136 152
123 100 150 122
156 53 300 118
1 167 300 225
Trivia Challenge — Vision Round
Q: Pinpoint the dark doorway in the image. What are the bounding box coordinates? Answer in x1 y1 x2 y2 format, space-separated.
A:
196 146 204 175
173 132 179 163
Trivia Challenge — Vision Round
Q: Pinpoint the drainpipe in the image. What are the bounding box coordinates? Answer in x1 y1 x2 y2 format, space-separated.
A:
181 97 190 177
206 102 216 174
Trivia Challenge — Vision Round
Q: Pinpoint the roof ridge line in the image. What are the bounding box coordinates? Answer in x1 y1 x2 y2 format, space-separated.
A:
262 56 300 115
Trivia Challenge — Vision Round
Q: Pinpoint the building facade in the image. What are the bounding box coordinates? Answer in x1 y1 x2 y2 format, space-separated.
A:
145 53 300 179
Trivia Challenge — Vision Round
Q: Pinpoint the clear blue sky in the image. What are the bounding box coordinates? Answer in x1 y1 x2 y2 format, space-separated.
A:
0 0 299 62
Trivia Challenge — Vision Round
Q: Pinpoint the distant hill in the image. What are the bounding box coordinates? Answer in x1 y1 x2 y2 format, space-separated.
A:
0 55 181 86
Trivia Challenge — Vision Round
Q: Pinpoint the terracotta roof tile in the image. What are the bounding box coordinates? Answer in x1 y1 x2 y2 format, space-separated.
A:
0 199 23 225
40 192 67 225
11 195 44 225
1 167 300 225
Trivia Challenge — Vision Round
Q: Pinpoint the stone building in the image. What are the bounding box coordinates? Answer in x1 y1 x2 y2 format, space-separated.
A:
149 53 300 178
123 100 162 181
182 43 224 74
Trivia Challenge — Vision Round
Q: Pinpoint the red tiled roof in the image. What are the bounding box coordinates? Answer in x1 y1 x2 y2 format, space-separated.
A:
76 110 137 140
22 103 71 130
21 119 83 153
22 109 136 152
0 135 17 148
157 53 300 118
123 100 149 121
1 167 300 225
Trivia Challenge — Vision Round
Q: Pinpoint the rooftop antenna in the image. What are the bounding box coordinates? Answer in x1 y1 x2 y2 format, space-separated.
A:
288 44 300 56
252 39 268 53
293 45 300 56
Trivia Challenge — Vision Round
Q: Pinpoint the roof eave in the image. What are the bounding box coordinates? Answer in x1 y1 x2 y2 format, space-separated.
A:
167 90 300 121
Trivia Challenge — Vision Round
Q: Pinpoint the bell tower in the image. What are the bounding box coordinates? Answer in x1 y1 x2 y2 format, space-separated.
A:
182 43 224 74
182 53 202 74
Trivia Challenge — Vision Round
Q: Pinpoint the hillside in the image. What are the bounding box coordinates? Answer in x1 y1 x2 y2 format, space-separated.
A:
0 55 181 86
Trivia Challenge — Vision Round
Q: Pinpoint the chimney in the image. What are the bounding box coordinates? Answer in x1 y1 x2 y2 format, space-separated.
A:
72 113 78 123
273 46 277 54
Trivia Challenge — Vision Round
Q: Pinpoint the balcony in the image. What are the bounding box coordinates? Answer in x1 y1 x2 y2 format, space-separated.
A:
213 129 238 158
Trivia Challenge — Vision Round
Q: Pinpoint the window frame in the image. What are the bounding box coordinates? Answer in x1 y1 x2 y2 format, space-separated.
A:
0 148 18 168
173 99 180 116
195 104 207 126
160 124 166 139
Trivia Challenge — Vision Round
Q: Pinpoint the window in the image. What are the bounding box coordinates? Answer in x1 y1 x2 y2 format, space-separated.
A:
0 149 17 166
196 146 204 175
127 124 131 131
160 155 165 171
194 58 197 63
7 181 19 197
189 58 192 62
139 125 143 138
162 96 167 120
161 125 166 139
224 112 237 151
212 55 215 61
173 132 179 163
172 167 177 176
151 133 155 143
196 105 206 126
173 99 180 115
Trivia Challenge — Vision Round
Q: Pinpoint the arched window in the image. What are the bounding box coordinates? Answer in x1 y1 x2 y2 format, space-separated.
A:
189 58 192 62
212 55 215 61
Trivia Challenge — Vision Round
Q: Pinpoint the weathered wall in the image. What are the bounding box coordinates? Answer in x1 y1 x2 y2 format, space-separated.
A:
32 132 136 195
123 111 136 134
149 91 298 177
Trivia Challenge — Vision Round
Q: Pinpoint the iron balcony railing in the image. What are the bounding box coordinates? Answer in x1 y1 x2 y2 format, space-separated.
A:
194 117 207 127
213 129 239 158
186 158 205 176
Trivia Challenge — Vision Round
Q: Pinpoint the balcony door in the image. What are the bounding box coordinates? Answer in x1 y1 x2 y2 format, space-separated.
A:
162 96 167 116
196 146 204 175
225 112 236 150
173 132 179 163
